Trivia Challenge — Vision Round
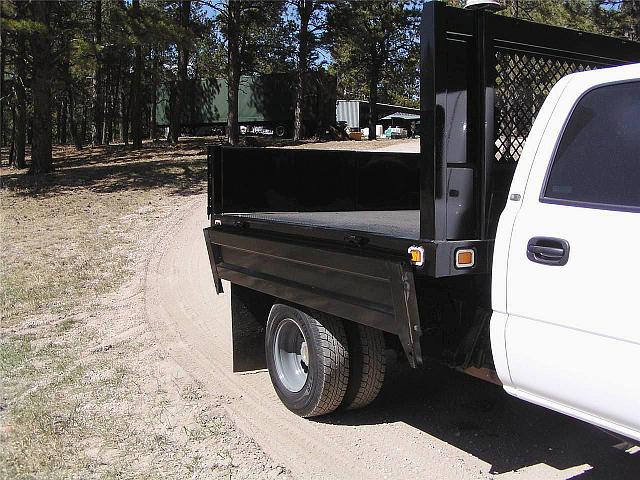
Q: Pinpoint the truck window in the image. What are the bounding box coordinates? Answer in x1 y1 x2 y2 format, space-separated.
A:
543 81 640 210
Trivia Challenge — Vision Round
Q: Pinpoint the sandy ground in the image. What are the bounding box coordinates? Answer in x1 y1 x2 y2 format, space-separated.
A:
145 192 639 480
2 138 638 478
0 141 294 479
375 138 420 153
277 137 420 152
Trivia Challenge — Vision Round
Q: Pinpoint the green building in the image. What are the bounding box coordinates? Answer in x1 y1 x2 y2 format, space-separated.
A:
156 73 336 137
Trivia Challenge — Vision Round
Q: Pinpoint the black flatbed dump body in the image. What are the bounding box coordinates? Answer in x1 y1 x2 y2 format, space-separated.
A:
204 3 640 372
206 145 492 279
205 146 433 368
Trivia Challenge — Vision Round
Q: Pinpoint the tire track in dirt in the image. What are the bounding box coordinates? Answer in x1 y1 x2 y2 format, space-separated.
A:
143 197 375 479
142 195 637 480
142 196 491 480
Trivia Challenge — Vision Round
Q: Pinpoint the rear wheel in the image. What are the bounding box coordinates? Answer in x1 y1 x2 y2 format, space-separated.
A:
265 304 349 417
341 323 386 410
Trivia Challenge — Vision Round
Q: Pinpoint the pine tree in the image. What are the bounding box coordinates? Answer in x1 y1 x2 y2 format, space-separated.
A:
217 0 285 145
92 0 104 146
130 0 143 149
326 1 412 140
29 0 54 174
291 1 323 141
168 0 191 143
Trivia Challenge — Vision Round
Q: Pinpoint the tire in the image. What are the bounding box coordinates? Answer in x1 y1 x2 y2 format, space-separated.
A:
265 304 349 417
341 323 386 410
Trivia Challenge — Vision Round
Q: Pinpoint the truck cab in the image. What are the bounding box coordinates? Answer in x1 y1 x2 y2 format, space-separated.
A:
492 64 640 443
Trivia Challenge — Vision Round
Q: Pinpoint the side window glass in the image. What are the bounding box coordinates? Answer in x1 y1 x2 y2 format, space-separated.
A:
544 81 640 210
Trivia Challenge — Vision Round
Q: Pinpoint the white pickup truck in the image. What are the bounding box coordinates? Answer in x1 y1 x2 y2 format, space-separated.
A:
491 63 640 443
203 4 640 445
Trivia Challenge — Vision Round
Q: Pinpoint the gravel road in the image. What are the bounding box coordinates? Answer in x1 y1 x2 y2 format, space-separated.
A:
143 195 639 480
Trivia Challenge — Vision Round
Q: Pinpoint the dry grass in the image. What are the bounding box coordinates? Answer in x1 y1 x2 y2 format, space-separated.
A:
1 140 208 325
0 138 292 479
0 140 207 478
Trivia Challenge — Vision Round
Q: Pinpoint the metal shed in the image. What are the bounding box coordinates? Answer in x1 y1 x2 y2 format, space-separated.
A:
336 100 420 129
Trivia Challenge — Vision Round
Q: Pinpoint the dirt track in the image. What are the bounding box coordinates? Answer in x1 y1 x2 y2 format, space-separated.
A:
143 195 640 480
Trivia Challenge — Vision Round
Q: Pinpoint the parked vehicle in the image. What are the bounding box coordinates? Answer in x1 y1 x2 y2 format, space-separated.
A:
156 72 336 138
203 3 640 441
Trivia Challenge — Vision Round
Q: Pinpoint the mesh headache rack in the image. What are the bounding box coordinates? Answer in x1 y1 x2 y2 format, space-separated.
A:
494 52 600 164
419 3 640 242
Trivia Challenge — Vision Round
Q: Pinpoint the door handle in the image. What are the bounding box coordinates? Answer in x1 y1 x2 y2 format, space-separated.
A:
526 237 570 266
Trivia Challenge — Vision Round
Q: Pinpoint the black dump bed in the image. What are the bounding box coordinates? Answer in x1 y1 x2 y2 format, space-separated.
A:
207 145 430 258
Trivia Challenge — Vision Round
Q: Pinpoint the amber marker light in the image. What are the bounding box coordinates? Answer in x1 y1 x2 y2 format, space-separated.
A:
455 248 475 269
408 245 425 267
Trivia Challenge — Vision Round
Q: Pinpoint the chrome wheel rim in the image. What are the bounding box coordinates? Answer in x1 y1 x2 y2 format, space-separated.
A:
273 319 309 393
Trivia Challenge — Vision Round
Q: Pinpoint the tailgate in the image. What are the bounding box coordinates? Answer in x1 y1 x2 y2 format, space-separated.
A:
204 226 423 367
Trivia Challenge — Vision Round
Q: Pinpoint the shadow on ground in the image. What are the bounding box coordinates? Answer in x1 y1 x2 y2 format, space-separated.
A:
322 362 639 478
1 139 211 198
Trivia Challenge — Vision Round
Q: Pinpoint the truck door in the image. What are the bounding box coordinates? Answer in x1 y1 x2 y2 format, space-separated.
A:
504 76 640 440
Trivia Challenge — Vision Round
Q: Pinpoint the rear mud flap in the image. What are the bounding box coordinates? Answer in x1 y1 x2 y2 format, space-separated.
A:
230 284 272 372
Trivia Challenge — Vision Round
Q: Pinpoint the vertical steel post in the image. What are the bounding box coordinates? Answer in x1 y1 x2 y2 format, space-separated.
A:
476 11 494 240
208 144 223 219
419 2 447 241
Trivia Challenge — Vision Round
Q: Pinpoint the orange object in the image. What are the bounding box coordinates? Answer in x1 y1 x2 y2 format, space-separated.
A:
408 245 425 266
455 249 475 268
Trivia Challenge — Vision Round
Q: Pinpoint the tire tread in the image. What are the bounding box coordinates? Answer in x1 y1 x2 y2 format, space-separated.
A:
307 313 350 416
342 324 385 410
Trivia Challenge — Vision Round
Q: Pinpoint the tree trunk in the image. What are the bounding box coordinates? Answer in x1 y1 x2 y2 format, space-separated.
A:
102 66 109 144
167 83 176 141
130 0 143 149
81 101 88 145
68 90 83 150
368 66 379 141
113 59 122 142
169 0 191 143
107 62 120 143
121 71 130 145
130 47 143 148
60 97 67 144
29 1 54 174
93 0 104 145
102 65 112 144
150 48 158 140
9 104 15 166
11 18 27 168
56 98 62 144
115 0 127 144
0 28 6 154
226 0 241 146
294 1 314 141
120 61 129 145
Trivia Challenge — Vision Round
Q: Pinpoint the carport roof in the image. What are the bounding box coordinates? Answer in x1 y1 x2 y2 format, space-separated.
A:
380 112 421 121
